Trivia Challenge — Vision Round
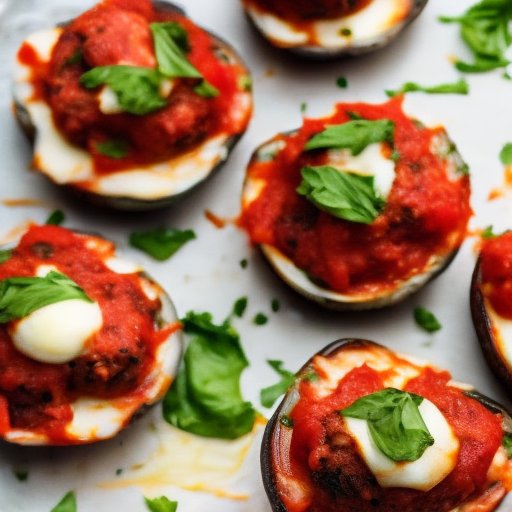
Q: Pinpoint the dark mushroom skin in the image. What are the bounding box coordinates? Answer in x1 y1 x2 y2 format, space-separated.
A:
240 0 429 60
471 235 512 399
239 98 471 310
261 338 512 512
13 0 253 211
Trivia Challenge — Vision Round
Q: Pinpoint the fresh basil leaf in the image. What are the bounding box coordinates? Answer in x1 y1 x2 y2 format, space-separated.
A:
151 22 218 98
439 0 512 73
162 311 256 439
503 433 512 458
341 388 434 462
150 22 202 79
144 496 178 512
385 78 469 97
414 307 442 333
297 165 385 224
0 249 12 264
95 139 129 159
50 491 76 512
260 360 295 408
0 271 92 323
500 142 512 165
271 299 280 312
193 79 219 98
232 296 248 318
80 65 166 115
129 228 196 261
304 119 395 156
336 76 348 88
45 209 65 226
482 225 496 239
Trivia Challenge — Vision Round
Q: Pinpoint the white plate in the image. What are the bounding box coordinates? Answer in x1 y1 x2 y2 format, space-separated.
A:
1 0 512 511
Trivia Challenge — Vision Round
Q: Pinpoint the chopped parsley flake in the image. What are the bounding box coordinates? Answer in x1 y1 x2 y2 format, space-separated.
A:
414 307 442 333
253 313 268 325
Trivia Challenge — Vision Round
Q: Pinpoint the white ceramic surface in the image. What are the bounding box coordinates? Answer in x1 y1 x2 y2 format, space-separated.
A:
1 0 512 510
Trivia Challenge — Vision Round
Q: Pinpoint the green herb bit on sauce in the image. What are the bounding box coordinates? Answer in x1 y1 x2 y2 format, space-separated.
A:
0 272 93 323
260 360 296 408
297 165 385 224
385 78 469 97
45 209 65 226
233 296 248 318
162 311 256 439
95 139 129 159
482 226 496 239
304 119 395 156
414 307 442 333
439 0 512 74
500 142 512 165
280 415 294 428
129 227 196 261
144 495 178 512
341 388 434 462
50 491 77 512
0 250 12 264
503 432 512 458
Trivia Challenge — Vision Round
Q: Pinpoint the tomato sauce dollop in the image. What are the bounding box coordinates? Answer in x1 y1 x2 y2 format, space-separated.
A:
0 225 177 442
480 231 512 319
280 349 505 512
239 98 472 296
18 0 252 173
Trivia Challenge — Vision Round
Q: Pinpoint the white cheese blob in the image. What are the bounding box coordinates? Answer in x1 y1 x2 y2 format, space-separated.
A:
9 298 103 364
344 398 459 491
327 142 396 200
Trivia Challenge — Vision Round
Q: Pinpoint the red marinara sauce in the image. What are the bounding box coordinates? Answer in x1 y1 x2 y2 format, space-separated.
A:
278 347 506 512
0 224 179 444
480 231 512 319
17 0 252 173
239 97 472 296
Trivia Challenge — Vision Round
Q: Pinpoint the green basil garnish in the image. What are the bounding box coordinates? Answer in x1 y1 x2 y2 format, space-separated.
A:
414 307 442 333
439 0 512 73
232 296 248 318
162 311 256 439
297 165 385 224
129 227 196 261
253 312 268 325
45 209 65 226
341 388 435 462
500 142 512 165
144 496 178 512
50 491 76 512
503 433 512 458
80 22 218 115
0 249 12 264
80 65 166 115
95 139 129 159
385 78 469 97
260 360 295 408
304 119 395 156
0 271 92 323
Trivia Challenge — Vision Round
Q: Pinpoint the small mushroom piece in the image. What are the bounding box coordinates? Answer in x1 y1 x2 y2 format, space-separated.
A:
471 230 512 397
239 0 428 59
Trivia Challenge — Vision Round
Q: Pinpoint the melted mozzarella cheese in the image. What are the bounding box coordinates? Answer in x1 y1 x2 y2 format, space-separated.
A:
344 398 459 491
9 298 103 364
327 142 396 199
